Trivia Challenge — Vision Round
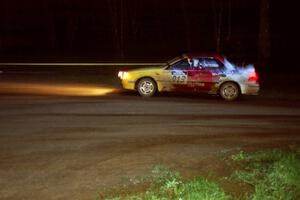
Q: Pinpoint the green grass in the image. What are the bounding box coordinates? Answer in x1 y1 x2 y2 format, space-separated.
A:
103 165 230 200
99 146 300 200
231 147 300 200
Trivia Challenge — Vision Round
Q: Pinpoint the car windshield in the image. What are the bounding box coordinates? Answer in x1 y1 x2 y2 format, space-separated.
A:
167 56 182 65
163 56 182 69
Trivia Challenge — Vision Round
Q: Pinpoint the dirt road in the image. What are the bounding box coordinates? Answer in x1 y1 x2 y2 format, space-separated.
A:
1 93 300 200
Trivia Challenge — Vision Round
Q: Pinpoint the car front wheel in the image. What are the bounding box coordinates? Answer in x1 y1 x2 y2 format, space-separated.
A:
137 78 157 97
219 82 240 101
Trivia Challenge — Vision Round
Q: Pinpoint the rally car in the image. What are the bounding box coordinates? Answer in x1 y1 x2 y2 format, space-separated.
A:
118 54 259 101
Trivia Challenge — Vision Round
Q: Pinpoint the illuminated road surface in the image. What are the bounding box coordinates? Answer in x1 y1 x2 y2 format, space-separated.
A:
0 93 299 200
0 82 116 96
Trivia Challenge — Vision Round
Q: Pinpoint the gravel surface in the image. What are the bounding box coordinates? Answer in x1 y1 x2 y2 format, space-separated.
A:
0 92 300 200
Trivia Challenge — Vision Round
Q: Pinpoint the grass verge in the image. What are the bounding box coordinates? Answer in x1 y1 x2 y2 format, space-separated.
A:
231 146 300 200
98 146 300 200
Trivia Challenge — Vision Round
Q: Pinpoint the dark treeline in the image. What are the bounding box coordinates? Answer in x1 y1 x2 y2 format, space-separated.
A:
0 0 295 69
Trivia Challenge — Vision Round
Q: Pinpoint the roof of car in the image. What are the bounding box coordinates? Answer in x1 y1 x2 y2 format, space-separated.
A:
183 53 224 62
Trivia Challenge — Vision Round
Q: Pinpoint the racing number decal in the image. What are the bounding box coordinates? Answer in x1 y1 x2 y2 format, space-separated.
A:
172 74 187 83
171 70 187 84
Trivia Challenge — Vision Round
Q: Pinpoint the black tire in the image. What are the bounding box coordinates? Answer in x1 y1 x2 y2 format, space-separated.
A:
136 78 157 97
219 82 240 101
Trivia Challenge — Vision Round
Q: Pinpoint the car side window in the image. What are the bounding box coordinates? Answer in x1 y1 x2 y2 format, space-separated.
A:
190 59 200 69
191 58 205 69
202 58 223 69
170 59 190 70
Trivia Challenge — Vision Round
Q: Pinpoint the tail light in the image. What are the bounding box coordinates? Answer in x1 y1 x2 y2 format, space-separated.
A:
248 70 258 82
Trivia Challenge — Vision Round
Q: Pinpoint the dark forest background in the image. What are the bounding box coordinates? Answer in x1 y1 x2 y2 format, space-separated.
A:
0 0 298 70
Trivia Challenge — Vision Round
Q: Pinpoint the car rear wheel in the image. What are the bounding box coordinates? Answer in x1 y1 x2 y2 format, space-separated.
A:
137 78 157 97
219 82 240 101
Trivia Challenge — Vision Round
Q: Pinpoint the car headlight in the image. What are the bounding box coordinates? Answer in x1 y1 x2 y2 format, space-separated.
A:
118 71 129 79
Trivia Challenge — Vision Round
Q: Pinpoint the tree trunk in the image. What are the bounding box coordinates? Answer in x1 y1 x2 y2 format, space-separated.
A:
129 0 142 40
259 0 270 68
181 0 192 52
226 0 232 42
212 0 223 54
107 0 126 59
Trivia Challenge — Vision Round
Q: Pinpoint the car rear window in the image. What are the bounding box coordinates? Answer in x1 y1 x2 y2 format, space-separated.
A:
198 58 224 69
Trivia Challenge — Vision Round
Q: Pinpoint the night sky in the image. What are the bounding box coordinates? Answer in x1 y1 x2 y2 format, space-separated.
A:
0 0 298 69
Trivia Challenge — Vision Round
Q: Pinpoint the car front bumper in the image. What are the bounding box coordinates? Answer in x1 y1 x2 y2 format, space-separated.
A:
121 79 136 90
